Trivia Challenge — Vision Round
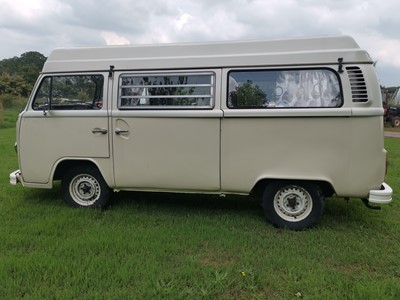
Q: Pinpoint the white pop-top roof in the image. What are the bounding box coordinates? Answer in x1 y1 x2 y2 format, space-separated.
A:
43 36 372 73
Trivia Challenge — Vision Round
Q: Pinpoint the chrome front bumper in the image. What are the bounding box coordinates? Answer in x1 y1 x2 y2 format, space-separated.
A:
368 182 393 204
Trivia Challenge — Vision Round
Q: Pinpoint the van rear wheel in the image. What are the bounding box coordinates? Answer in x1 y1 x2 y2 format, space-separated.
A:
62 166 111 208
262 181 324 230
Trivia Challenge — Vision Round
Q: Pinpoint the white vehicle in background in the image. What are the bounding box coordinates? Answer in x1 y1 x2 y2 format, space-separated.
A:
10 36 392 230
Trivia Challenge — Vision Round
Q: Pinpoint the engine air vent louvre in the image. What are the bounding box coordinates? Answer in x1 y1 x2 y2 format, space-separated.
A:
346 66 368 102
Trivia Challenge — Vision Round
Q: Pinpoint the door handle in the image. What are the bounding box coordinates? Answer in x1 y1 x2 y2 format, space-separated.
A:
115 129 129 135
92 128 108 134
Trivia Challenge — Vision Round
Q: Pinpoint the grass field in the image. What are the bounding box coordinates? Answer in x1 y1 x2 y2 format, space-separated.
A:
0 109 20 129
0 117 399 299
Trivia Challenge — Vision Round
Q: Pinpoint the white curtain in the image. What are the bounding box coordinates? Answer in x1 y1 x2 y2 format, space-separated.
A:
276 70 341 107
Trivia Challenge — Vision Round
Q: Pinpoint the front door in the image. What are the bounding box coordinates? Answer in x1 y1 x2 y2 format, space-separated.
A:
19 73 109 184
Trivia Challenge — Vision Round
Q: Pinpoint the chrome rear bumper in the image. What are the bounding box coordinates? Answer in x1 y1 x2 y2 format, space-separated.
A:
10 170 22 185
368 182 393 204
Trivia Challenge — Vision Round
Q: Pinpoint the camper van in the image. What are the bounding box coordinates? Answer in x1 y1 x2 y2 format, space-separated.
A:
10 36 392 230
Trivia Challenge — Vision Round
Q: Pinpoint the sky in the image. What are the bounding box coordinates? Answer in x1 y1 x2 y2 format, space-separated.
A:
0 0 399 87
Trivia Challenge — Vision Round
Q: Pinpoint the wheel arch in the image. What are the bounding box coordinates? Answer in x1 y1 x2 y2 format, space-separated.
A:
53 159 103 181
251 178 336 198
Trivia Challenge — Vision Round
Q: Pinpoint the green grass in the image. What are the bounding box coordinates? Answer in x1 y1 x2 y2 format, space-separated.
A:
1 126 399 299
0 109 20 129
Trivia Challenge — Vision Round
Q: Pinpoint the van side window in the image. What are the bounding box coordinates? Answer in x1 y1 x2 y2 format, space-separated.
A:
228 69 342 108
119 73 214 109
32 75 104 110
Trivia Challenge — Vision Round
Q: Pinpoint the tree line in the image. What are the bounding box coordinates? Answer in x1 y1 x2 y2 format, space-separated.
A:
0 52 46 97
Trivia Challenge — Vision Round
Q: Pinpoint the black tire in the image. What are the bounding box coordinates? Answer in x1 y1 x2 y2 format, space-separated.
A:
262 181 324 230
62 165 111 208
391 117 400 128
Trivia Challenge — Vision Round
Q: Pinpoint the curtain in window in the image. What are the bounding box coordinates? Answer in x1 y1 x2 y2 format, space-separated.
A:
276 70 341 107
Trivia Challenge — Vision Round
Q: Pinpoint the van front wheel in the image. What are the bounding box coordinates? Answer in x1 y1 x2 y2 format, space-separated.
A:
62 166 111 208
262 182 324 230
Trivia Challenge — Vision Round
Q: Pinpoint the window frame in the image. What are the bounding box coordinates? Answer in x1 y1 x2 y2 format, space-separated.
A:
118 71 215 110
226 67 344 109
31 73 105 111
